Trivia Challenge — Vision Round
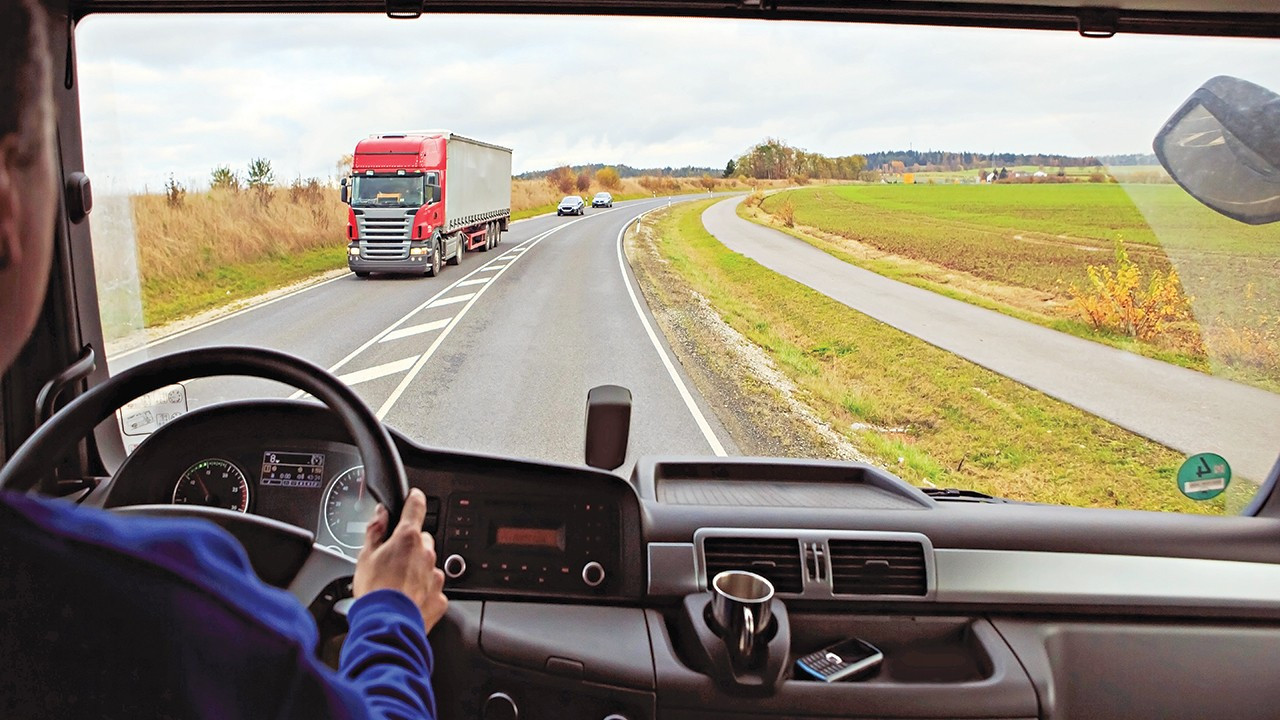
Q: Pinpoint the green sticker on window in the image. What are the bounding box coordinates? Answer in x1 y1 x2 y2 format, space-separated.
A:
1177 453 1231 500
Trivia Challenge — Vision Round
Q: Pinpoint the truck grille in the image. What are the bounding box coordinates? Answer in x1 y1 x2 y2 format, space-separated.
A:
356 209 414 260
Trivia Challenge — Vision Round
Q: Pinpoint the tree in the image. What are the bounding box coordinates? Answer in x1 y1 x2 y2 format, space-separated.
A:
210 165 240 191
335 154 353 177
723 159 736 178
595 166 621 190
575 171 592 193
699 174 717 191
247 158 275 189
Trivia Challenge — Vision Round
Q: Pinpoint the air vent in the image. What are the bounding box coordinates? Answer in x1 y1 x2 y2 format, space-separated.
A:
829 540 927 596
703 537 803 593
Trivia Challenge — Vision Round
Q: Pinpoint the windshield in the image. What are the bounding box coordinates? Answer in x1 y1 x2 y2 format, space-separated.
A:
352 176 424 207
81 15 1280 517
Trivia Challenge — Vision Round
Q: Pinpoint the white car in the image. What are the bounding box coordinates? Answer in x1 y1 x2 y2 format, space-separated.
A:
592 192 614 208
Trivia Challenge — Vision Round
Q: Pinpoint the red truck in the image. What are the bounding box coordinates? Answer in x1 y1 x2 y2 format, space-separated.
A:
341 132 513 277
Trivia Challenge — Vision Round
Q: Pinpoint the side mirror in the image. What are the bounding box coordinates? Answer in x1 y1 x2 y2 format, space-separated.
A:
585 385 631 471
339 177 350 205
1154 75 1280 225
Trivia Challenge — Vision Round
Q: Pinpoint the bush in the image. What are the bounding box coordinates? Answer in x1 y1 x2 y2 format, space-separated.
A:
743 189 766 208
595 167 621 190
164 175 186 208
247 158 275 189
210 166 240 192
575 171 592 193
698 174 717 191
545 166 575 194
775 198 796 227
1069 239 1200 348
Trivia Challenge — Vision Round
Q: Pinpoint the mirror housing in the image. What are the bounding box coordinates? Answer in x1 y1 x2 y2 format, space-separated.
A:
1154 75 1280 225
585 385 631 471
339 177 350 205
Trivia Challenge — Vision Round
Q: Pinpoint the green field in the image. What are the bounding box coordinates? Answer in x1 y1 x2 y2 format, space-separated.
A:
754 184 1280 389
634 199 1235 513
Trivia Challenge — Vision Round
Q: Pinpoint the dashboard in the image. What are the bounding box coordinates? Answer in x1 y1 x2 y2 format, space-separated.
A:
90 399 1280 720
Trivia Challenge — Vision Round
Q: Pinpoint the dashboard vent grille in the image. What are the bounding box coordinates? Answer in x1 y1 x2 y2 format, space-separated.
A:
703 537 803 594
828 540 927 596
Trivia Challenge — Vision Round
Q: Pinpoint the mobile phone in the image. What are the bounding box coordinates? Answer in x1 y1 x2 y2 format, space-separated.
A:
795 637 884 682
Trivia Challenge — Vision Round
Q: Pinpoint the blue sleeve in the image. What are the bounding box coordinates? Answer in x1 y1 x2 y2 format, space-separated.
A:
0 494 436 720
339 590 438 720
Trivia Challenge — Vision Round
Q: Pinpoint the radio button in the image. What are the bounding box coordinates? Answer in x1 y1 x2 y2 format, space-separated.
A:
443 554 467 579
582 561 606 588
451 513 474 527
449 527 472 540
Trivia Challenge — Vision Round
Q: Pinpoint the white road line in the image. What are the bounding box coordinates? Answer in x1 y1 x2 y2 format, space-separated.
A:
485 264 509 271
285 237 544 400
475 265 502 272
376 206 630 420
455 278 491 288
428 293 476 308
615 208 728 457
112 273 347 360
380 318 450 343
337 356 419 386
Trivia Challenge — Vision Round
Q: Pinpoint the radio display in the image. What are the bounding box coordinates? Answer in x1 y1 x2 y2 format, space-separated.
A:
260 451 325 488
494 525 564 550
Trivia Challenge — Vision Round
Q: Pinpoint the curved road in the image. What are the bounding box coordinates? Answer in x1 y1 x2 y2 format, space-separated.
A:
703 196 1280 484
112 198 735 471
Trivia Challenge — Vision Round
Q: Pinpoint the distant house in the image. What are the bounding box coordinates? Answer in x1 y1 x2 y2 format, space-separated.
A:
1033 170 1048 178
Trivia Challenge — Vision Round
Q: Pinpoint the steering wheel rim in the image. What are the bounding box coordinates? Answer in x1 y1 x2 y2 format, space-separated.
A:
0 346 408 533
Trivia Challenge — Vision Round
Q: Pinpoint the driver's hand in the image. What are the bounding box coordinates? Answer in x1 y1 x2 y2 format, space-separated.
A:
354 488 449 632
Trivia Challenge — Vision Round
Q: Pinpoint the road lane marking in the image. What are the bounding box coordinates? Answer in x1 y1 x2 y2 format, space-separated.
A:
380 319 450 343
475 265 502 272
428 293 477 308
112 274 347 361
375 206 631 420
286 238 545 399
337 356 419 386
456 278 491 288
615 208 728 457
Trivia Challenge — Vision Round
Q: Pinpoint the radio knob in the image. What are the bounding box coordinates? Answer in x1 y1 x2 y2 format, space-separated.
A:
443 554 467 579
581 561 606 588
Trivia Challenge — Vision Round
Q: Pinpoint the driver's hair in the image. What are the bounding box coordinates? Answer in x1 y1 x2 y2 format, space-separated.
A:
0 0 52 166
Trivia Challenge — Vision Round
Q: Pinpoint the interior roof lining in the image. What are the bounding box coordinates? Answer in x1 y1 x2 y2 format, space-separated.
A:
68 0 1280 39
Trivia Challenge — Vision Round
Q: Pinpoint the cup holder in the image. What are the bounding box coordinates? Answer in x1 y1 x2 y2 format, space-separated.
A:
676 592 791 694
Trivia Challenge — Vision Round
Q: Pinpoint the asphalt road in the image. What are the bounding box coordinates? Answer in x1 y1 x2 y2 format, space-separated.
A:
112 198 735 471
703 196 1280 484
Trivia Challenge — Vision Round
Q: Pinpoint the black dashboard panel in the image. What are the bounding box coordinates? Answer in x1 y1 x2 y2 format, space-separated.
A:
95 400 645 601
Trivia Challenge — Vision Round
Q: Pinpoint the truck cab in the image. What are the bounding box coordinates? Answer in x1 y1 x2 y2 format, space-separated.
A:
344 134 449 277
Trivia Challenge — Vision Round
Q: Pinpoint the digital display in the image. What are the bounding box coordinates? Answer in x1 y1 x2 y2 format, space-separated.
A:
260 451 325 488
494 526 563 549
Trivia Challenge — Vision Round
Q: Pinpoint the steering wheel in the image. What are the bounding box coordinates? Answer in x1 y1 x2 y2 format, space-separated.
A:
0 346 409 603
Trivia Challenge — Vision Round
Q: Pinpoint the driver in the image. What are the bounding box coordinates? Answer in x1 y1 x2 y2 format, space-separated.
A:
0 2 446 718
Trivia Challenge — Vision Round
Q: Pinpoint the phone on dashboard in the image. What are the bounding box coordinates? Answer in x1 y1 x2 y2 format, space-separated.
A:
795 637 884 682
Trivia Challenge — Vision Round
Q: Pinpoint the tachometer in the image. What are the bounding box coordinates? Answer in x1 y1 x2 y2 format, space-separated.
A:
323 466 377 550
172 459 250 512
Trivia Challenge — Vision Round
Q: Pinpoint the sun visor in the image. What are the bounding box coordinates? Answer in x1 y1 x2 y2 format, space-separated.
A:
1153 75 1280 225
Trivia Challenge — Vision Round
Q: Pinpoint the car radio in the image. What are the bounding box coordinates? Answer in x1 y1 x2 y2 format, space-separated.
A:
438 493 619 594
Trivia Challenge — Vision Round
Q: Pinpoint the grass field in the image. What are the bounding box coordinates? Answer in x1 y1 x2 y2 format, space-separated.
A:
753 184 1280 390
637 199 1237 514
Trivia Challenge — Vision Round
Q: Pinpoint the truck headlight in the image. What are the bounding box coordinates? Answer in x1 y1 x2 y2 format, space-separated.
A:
410 247 427 256
348 247 360 256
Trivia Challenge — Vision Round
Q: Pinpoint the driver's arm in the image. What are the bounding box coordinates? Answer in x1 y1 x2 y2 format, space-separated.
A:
338 489 448 720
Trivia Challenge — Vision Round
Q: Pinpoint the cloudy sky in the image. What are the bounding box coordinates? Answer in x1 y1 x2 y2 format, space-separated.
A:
76 14 1280 190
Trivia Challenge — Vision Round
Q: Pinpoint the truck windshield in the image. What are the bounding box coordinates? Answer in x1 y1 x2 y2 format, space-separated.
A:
352 176 424 207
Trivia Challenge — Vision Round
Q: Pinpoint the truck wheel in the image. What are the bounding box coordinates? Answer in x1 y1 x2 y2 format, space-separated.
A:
447 236 462 266
426 241 442 277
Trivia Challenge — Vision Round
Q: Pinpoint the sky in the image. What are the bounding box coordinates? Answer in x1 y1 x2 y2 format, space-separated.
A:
75 13 1280 191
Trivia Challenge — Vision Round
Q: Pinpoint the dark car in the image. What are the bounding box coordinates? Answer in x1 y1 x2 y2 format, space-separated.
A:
557 195 586 215
592 192 614 208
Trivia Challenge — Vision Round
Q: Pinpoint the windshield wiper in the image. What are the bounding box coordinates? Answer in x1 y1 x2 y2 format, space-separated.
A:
921 487 1011 503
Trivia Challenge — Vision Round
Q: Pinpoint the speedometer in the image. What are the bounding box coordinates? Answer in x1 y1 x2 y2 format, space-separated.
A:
172 459 250 512
323 466 377 550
